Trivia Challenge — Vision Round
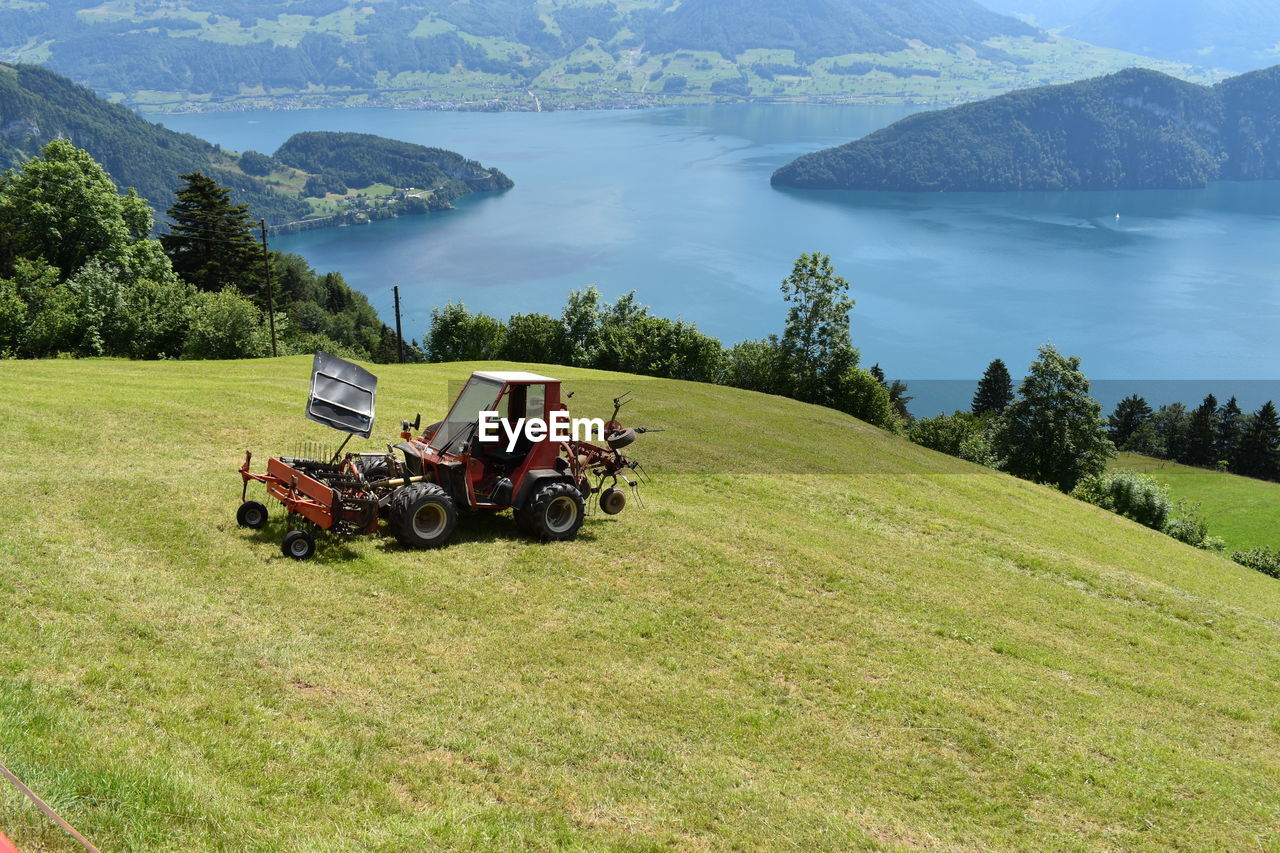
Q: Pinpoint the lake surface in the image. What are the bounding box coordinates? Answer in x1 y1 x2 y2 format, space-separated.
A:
160 104 1280 412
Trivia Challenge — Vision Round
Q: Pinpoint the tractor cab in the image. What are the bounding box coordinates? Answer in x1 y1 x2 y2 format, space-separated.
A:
399 371 568 512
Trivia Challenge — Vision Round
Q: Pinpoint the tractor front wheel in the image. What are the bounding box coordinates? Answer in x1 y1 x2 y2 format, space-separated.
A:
391 483 457 549
282 529 316 560
523 481 586 541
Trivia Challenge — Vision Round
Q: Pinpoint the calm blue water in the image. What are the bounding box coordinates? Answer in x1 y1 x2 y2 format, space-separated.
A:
159 104 1280 413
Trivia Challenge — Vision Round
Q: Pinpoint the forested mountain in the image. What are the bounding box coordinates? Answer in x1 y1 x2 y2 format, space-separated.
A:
0 63 308 223
274 132 512 196
642 0 1034 63
978 0 1280 73
771 65 1280 192
0 64 511 226
0 0 1209 109
1068 0 1280 73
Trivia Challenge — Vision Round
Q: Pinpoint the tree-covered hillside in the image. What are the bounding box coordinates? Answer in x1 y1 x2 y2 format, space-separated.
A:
274 132 513 199
641 0 1036 63
0 64 511 227
771 65 1280 191
0 63 309 223
0 0 1214 109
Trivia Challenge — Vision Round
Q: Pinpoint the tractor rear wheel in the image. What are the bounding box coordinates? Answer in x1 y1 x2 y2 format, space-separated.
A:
391 483 457 549
523 481 586 541
237 500 269 530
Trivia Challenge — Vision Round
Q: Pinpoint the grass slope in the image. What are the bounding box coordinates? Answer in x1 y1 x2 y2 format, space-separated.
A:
2 358 1280 850
1116 451 1280 552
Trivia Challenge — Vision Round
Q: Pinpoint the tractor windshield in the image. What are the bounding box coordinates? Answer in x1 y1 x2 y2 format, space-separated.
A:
430 375 504 455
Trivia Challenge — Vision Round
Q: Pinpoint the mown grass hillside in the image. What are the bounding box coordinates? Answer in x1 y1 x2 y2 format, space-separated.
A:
2 358 1280 850
1116 451 1280 552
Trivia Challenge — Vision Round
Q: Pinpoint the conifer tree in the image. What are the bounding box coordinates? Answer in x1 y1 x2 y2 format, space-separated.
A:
162 171 262 296
1182 393 1219 467
1217 396 1243 468
1236 401 1280 481
972 358 1013 415
1107 394 1152 449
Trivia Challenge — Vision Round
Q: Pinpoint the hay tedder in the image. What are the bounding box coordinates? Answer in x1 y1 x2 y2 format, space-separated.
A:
236 353 650 559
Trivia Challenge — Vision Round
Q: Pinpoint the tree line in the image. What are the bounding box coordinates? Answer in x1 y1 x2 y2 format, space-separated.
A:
0 140 417 363
1107 392 1280 482
908 353 1280 571
423 252 910 431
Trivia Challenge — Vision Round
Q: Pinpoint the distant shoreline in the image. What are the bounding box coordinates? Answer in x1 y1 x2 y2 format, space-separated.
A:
134 92 974 116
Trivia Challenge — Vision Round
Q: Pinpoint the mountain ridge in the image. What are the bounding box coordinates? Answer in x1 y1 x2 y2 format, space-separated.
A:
771 64 1280 191
0 0 1215 110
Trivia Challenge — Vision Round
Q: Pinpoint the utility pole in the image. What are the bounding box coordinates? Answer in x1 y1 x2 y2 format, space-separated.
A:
259 219 277 358
393 285 404 364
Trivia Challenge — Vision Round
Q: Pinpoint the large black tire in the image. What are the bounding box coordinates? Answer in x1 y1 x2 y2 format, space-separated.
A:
522 481 586 541
391 483 457 549
237 500 269 530
360 459 391 483
282 529 316 560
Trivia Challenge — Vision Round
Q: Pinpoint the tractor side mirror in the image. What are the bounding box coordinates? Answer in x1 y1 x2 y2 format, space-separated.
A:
412 413 421 431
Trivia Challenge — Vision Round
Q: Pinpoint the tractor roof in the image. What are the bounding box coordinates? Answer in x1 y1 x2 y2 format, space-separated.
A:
473 370 559 384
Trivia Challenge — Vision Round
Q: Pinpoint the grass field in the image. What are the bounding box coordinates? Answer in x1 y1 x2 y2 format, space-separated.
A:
1116 452 1280 552
2 358 1280 850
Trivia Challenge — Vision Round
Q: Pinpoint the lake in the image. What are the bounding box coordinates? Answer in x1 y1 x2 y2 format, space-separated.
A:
159 104 1280 413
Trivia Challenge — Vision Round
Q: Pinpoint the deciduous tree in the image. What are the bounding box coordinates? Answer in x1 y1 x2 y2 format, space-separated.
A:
992 344 1113 492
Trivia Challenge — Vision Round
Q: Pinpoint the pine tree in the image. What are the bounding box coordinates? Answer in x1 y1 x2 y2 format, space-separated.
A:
972 358 1013 415
1182 393 1219 467
1107 394 1152 449
162 172 262 296
1217 396 1243 468
1236 401 1280 481
869 363 886 386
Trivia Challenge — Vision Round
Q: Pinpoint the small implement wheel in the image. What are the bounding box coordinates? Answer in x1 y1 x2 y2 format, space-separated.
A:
236 500 269 530
599 487 626 515
282 529 316 560
525 481 586 541
391 483 457 549
606 428 636 450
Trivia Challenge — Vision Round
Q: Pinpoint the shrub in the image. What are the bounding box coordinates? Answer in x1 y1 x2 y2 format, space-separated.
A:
0 279 26 354
723 338 781 394
425 303 506 362
1231 547 1280 579
1071 470 1172 531
183 287 270 359
1162 504 1223 551
503 312 565 363
911 411 980 458
832 367 897 431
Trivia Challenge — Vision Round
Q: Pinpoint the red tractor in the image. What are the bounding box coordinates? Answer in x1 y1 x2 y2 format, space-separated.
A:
237 354 648 559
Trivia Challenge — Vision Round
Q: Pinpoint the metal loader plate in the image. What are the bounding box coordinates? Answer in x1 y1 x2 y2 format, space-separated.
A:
305 351 378 437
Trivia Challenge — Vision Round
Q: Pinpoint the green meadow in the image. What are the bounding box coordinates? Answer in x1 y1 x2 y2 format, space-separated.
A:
1 358 1279 850
1116 451 1280 552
